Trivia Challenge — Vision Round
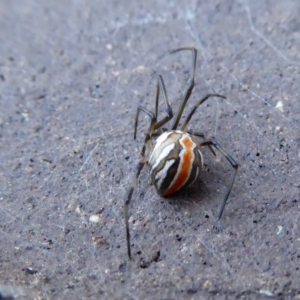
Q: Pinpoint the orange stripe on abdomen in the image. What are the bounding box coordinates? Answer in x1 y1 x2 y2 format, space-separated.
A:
163 136 194 196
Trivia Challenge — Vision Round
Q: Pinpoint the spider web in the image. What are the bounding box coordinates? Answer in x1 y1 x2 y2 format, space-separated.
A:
0 0 300 298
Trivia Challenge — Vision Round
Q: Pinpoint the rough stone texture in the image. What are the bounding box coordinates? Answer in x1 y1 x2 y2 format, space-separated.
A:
0 0 300 299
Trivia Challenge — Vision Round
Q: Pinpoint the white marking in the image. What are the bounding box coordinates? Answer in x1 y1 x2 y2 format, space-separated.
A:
276 225 283 235
259 290 273 297
198 149 204 169
175 130 184 134
89 215 101 223
154 131 173 149
155 159 175 189
275 100 284 112
150 143 175 171
149 131 172 162
106 43 112 50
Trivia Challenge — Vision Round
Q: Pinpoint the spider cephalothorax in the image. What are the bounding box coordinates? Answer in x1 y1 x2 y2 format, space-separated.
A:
125 47 238 259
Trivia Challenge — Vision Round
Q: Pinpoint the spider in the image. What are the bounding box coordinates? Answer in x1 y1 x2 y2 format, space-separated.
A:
124 47 238 259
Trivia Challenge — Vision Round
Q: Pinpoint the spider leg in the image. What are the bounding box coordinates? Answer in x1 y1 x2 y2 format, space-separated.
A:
151 127 168 139
154 75 173 129
181 93 226 131
125 158 147 259
134 75 173 139
127 100 160 258
134 107 156 140
187 130 216 156
154 77 160 119
170 47 197 130
199 138 238 220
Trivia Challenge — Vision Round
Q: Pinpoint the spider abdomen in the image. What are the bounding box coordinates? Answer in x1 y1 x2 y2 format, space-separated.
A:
149 130 202 196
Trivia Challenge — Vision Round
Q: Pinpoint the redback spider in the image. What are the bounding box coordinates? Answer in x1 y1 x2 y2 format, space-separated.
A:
124 47 238 259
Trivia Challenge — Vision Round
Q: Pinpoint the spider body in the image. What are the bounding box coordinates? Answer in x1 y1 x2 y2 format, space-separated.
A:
149 130 202 197
124 47 238 259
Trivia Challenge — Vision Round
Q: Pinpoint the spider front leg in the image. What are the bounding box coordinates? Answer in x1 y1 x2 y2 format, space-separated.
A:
126 75 173 259
171 47 197 130
126 109 156 259
187 130 216 156
125 157 147 259
181 93 226 131
134 75 173 140
199 139 238 220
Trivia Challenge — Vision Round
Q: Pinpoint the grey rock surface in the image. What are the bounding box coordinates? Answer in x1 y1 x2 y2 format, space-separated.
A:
1 0 300 299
